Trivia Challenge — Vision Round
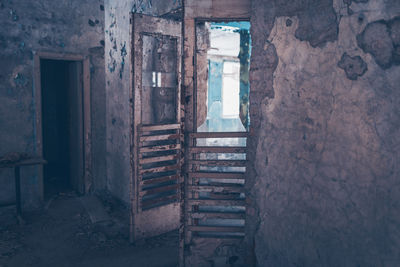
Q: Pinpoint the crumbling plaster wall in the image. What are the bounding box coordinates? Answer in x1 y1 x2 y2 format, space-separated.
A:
248 0 400 266
0 0 106 208
104 0 181 204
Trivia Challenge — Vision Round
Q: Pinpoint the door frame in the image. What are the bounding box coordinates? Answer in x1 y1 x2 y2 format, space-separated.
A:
33 51 92 200
182 1 251 266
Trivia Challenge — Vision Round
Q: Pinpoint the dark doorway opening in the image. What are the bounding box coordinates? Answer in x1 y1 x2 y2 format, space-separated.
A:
40 59 84 199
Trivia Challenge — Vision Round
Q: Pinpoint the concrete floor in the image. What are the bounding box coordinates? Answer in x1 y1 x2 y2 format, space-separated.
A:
0 193 178 267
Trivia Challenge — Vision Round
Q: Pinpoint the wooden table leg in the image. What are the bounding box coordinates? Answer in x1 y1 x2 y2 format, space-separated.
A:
14 166 21 216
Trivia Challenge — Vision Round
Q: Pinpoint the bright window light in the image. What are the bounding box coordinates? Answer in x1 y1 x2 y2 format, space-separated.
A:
222 61 240 117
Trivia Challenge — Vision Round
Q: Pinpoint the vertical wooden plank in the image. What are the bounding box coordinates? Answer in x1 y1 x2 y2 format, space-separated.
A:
129 12 137 243
78 61 84 194
183 18 195 253
68 61 84 194
179 6 186 266
183 19 195 133
133 13 143 241
83 58 92 194
33 53 44 202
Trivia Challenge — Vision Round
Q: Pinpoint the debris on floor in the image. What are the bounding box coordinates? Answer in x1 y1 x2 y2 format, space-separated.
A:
0 193 178 267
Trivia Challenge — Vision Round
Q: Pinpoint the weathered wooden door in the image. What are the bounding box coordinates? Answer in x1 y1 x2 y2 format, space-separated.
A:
130 13 183 241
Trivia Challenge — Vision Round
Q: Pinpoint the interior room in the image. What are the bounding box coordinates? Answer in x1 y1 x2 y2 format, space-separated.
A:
0 0 399 266
40 59 84 198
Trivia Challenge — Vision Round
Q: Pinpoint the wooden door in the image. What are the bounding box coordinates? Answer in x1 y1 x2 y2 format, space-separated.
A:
130 13 183 241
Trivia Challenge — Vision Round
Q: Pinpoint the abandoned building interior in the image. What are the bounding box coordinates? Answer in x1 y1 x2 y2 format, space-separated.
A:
0 0 400 266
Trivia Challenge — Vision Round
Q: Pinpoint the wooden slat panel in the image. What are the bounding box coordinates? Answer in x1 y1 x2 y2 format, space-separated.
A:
207 194 243 200
191 235 245 240
140 184 179 196
188 226 245 233
140 164 180 174
141 174 180 185
189 146 246 153
140 133 180 142
142 194 178 208
139 154 179 164
189 172 245 179
198 182 245 188
190 212 245 220
188 185 244 193
189 160 247 167
139 143 181 153
140 123 180 131
188 199 245 206
189 132 248 139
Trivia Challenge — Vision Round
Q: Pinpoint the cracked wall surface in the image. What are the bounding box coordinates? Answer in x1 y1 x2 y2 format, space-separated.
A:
104 0 181 204
0 0 106 208
248 0 400 266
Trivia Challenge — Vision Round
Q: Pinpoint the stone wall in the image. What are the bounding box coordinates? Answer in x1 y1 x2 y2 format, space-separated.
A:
248 0 400 266
0 0 106 208
104 0 181 204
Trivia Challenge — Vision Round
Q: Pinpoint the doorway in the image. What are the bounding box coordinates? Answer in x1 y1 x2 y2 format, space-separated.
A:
182 20 251 266
35 53 91 200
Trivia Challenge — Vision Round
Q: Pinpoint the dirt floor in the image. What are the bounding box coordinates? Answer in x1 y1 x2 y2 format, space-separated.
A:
0 192 178 267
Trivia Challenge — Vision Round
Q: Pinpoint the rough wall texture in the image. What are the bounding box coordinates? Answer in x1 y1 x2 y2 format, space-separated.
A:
357 16 400 69
0 0 106 208
104 0 181 204
248 0 400 266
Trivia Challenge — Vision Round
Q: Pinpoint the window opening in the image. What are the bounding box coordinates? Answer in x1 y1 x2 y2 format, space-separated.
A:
188 20 251 239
